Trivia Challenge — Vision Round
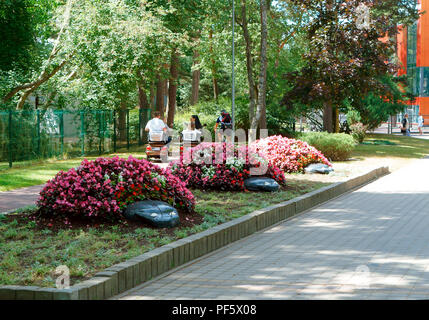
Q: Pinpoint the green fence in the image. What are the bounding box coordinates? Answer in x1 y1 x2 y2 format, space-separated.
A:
0 108 152 169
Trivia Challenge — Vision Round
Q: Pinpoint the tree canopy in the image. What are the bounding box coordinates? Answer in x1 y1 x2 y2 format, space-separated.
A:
0 0 421 133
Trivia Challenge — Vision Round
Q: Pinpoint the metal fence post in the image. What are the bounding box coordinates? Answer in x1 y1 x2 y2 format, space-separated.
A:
36 110 41 158
138 108 142 146
126 109 130 150
60 111 64 157
98 110 102 155
113 110 117 153
8 110 12 168
80 111 85 156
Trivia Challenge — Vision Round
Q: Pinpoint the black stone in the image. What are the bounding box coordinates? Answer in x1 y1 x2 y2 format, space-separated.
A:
304 163 334 174
244 177 280 192
123 200 180 228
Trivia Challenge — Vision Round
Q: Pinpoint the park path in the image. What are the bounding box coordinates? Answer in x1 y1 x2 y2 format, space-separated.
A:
0 185 44 213
115 157 429 300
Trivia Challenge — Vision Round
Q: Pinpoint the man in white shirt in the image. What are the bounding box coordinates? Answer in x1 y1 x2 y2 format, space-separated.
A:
145 111 171 143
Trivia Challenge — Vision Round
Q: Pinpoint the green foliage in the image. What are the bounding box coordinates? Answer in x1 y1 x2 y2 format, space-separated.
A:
350 123 368 144
346 109 361 125
299 132 356 161
174 97 241 136
357 75 414 130
0 0 57 72
282 1 419 126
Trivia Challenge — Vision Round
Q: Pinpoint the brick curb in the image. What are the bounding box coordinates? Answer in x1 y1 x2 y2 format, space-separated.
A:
0 166 389 300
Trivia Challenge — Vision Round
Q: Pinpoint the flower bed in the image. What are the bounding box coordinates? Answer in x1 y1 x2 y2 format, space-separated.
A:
169 142 286 191
37 156 195 220
251 135 331 173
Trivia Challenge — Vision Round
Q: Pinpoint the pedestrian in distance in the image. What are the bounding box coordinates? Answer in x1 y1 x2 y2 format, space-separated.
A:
418 115 424 136
214 110 233 142
400 114 411 137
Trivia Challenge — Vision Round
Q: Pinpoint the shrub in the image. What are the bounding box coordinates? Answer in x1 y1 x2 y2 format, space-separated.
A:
169 142 286 191
350 122 368 144
37 156 195 220
299 132 356 161
251 135 332 173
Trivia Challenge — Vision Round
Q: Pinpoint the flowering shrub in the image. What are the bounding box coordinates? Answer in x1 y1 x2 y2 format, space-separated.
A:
251 135 331 173
169 143 286 191
37 156 195 220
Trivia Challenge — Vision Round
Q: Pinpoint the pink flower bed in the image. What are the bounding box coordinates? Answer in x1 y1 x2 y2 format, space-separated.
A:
169 142 286 191
37 156 195 220
251 135 331 173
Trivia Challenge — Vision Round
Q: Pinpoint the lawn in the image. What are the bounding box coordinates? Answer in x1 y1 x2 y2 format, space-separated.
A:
354 134 429 159
0 149 147 192
0 179 326 288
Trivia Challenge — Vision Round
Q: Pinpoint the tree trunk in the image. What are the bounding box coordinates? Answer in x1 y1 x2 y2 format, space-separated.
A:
334 107 340 133
137 72 150 109
251 0 268 130
190 50 200 106
149 82 156 111
167 48 179 128
239 0 258 127
138 86 149 109
259 107 267 130
209 29 220 101
323 101 334 133
137 82 149 144
156 74 166 117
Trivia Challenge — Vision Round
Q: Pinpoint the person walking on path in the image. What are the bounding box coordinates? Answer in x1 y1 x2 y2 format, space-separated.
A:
214 110 233 142
401 114 411 136
418 115 424 136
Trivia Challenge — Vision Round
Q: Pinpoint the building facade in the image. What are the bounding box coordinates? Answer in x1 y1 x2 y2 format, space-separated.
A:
398 0 429 120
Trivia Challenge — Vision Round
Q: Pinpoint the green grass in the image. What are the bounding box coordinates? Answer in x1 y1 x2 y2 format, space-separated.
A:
0 148 147 192
0 179 326 288
353 134 429 159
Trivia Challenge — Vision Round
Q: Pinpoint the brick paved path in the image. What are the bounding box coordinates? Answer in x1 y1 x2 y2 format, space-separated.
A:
116 158 429 300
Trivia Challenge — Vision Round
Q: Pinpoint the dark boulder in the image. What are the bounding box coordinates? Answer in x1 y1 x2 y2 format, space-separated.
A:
244 177 280 192
304 163 334 174
123 200 180 228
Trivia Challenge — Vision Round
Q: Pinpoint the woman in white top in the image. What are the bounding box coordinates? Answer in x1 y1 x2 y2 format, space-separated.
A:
418 115 424 136
182 115 203 143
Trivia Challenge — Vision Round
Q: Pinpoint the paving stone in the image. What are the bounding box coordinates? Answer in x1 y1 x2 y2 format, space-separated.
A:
115 161 429 300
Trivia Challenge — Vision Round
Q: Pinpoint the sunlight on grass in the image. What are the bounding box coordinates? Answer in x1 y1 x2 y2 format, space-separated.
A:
0 150 147 191
354 134 429 159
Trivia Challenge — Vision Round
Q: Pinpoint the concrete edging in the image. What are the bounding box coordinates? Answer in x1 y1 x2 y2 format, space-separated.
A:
0 166 389 300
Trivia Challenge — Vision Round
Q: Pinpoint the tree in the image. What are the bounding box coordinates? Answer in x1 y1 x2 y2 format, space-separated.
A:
359 74 415 130
281 0 420 133
1 0 67 109
251 0 269 130
190 49 201 105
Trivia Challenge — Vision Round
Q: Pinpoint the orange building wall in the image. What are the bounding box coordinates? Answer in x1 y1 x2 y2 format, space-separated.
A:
417 0 429 117
397 26 407 76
